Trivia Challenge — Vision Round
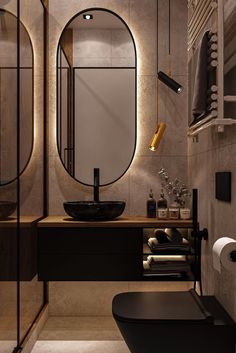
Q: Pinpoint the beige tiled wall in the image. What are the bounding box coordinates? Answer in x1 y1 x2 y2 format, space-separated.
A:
47 0 189 316
48 0 188 216
49 281 193 316
188 0 236 322
188 128 236 320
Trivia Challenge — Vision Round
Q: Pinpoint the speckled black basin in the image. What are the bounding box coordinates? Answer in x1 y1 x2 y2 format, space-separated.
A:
0 201 17 220
63 201 126 221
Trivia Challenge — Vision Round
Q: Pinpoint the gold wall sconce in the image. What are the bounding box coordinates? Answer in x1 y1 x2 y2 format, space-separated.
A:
149 122 166 151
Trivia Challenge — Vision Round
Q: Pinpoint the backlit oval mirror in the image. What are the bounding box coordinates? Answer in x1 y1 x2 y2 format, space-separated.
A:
0 9 33 186
57 8 136 186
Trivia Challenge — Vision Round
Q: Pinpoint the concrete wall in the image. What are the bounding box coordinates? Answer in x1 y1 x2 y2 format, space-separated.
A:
47 0 189 316
188 0 236 321
48 0 188 217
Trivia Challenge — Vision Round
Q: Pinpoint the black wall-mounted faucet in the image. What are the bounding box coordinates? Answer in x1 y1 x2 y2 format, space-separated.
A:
94 168 100 202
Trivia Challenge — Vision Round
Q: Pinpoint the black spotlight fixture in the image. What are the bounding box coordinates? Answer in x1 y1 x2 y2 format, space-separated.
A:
157 0 183 94
83 14 93 20
158 71 182 94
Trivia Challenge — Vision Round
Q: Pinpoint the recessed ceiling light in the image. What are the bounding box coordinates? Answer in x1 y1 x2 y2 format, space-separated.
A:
83 14 93 20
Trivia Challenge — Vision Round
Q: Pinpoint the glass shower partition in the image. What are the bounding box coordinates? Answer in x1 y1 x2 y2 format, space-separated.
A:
0 1 46 352
0 2 19 352
19 0 46 346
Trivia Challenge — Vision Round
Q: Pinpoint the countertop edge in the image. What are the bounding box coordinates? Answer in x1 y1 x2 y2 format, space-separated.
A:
37 216 192 228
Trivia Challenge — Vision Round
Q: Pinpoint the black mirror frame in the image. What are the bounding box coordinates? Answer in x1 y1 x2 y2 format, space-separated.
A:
56 7 137 187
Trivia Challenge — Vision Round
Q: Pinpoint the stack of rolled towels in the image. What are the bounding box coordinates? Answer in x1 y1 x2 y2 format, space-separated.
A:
147 228 190 253
143 255 191 274
144 228 191 276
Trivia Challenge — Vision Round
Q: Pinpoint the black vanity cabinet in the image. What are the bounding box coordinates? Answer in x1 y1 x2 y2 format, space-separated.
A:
37 217 195 281
38 223 143 280
0 217 40 281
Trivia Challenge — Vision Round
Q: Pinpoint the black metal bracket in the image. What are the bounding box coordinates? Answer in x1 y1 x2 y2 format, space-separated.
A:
192 189 208 240
192 228 208 240
199 228 208 240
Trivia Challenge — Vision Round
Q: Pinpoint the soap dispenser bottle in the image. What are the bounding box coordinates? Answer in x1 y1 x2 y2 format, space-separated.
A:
157 189 167 208
157 189 168 219
147 189 156 218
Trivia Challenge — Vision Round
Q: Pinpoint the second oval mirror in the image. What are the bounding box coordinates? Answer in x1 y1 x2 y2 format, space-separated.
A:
0 10 33 186
57 8 136 186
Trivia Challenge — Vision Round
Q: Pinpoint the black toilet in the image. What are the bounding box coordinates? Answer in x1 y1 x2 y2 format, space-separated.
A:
112 289 236 353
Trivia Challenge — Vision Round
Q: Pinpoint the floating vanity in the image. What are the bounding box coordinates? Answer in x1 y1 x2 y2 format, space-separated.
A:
0 216 41 280
37 216 198 281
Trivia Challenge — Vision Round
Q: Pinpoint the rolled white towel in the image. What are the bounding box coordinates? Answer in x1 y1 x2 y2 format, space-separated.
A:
148 237 158 246
147 255 187 263
143 261 150 270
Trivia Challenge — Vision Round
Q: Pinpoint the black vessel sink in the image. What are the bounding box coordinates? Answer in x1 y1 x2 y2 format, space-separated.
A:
0 201 17 220
63 201 126 221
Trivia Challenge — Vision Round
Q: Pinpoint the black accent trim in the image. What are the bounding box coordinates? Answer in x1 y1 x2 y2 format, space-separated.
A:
42 0 49 305
73 66 136 69
39 0 46 9
18 301 46 348
12 348 22 353
16 0 21 348
215 171 231 202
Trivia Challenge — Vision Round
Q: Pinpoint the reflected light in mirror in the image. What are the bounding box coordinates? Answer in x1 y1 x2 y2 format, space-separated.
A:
83 14 93 20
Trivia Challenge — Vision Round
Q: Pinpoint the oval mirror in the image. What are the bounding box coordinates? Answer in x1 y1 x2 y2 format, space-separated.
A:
0 9 33 186
57 8 136 186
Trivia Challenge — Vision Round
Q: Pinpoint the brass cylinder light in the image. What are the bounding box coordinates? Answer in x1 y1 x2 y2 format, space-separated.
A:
149 122 166 151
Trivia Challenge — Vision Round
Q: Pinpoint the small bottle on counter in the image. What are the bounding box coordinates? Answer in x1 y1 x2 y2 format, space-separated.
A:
157 189 168 219
168 201 180 220
180 207 191 220
146 189 156 218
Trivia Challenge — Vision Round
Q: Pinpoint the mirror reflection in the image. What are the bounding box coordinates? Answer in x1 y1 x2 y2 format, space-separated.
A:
57 9 136 186
0 9 33 186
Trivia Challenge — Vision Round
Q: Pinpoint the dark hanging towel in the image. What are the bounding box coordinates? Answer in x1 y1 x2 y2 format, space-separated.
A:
189 31 215 126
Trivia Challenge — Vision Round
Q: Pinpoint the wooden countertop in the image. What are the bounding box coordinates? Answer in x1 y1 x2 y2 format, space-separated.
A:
0 216 43 228
37 216 192 228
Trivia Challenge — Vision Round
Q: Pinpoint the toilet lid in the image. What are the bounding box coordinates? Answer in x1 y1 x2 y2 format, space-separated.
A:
112 290 213 324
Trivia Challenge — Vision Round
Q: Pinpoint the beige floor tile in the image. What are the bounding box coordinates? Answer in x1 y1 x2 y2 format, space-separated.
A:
38 316 122 341
32 341 129 353
0 341 16 353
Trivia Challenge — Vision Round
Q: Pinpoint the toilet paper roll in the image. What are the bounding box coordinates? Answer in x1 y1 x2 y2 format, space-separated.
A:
212 237 236 273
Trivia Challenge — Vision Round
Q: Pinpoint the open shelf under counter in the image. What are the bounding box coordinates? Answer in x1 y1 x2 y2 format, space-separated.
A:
142 271 196 281
37 216 193 228
143 243 195 256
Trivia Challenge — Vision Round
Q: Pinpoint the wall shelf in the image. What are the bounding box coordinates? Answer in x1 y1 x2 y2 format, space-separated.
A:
224 95 236 102
188 116 236 136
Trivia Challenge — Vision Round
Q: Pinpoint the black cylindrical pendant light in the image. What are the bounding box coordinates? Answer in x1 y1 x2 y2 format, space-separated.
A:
158 71 182 94
157 0 183 94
